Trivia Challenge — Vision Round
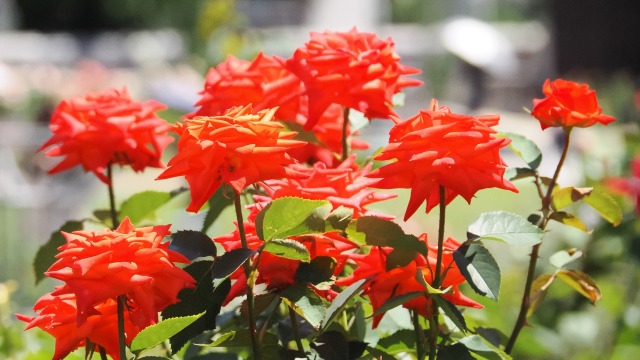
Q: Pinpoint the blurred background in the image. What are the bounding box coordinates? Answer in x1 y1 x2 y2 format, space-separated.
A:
1 0 639 359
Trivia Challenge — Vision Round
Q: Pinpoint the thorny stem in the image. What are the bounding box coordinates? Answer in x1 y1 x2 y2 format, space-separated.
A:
233 191 261 360
341 107 350 162
107 163 118 229
428 185 447 360
505 127 573 354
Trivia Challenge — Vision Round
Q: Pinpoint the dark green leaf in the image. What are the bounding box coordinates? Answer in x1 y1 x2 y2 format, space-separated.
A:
169 230 216 261
467 211 544 247
295 256 336 285
201 186 233 232
321 278 367 330
325 206 354 231
130 312 205 354
240 293 278 322
556 269 602 304
364 346 396 360
205 329 278 347
583 188 622 226
119 190 173 224
92 209 112 224
211 248 256 279
459 335 511 360
370 292 422 318
161 260 230 354
386 247 419 271
34 220 83 284
355 216 405 247
257 197 331 241
500 132 542 170
376 329 416 353
432 295 467 332
504 167 537 181
263 238 310 262
549 211 589 232
281 284 329 328
438 343 474 360
311 331 349 360
527 213 542 226
453 243 501 301
348 341 368 359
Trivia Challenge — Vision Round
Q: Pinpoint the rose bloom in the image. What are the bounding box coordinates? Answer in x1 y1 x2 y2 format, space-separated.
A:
39 88 173 184
45 217 195 326
531 79 616 130
285 28 422 130
606 156 640 214
337 235 481 328
190 53 304 122
16 288 143 360
259 155 395 219
369 99 518 221
157 105 308 212
288 104 370 166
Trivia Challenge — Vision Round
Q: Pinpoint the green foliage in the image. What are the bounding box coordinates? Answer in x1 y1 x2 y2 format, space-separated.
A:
202 186 234 233
454 243 501 301
211 248 256 279
501 132 543 170
281 284 328 328
583 188 623 226
467 211 544 247
130 312 205 354
119 189 183 224
320 278 367 331
33 220 84 285
263 238 310 262
169 230 217 261
256 197 331 241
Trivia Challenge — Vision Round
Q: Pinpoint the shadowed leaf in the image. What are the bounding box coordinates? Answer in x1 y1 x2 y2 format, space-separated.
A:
34 220 84 284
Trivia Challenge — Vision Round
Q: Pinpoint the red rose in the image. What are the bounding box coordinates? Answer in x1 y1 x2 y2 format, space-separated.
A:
369 99 518 220
531 79 615 130
285 28 422 129
45 217 194 325
39 88 173 183
157 105 308 212
16 289 144 360
190 53 304 123
336 235 481 328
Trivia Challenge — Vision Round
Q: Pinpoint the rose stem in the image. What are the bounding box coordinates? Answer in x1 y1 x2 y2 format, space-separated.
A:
428 185 447 360
289 306 305 353
341 107 350 162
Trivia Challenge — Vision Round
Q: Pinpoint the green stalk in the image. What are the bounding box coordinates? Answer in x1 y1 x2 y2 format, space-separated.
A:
289 305 305 354
428 185 447 360
505 127 573 353
413 310 427 360
106 163 118 229
233 191 261 360
117 296 127 360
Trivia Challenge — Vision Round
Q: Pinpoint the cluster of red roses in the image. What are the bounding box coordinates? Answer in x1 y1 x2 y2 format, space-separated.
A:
23 26 616 359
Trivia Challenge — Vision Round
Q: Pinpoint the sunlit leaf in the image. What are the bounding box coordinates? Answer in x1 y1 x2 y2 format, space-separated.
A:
527 273 555 317
583 188 622 226
34 220 84 284
549 248 584 269
169 230 217 261
467 211 544 247
263 238 310 262
256 197 331 241
549 212 589 232
321 278 367 330
500 132 542 170
551 187 593 210
281 284 328 328
453 243 501 301
119 190 174 224
130 312 205 354
556 269 602 304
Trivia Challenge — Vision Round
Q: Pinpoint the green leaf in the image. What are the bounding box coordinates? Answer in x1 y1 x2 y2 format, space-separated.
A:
549 212 589 232
467 211 544 247
344 220 367 245
549 248 584 269
365 346 397 360
321 278 367 330
438 343 475 360
504 167 537 181
376 329 417 354
556 269 602 304
34 220 84 284
256 197 331 241
458 335 512 360
130 312 205 354
325 206 353 231
453 243 501 301
201 186 234 232
311 331 349 360
500 132 542 170
161 260 230 354
263 238 310 262
281 284 328 328
415 268 445 294
169 230 217 261
119 190 173 224
583 188 622 226
432 295 467 332
211 248 256 279
551 187 593 210
371 292 422 318
204 329 278 348
295 256 336 285
527 273 555 317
